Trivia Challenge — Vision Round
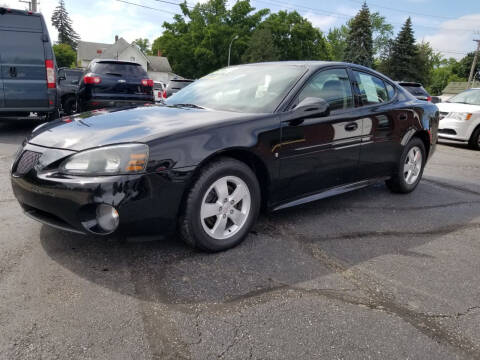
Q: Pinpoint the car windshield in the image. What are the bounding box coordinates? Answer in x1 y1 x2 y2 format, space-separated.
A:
448 89 480 105
166 64 306 113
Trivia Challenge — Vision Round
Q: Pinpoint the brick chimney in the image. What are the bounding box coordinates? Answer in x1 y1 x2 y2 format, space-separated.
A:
157 50 162 57
115 35 119 43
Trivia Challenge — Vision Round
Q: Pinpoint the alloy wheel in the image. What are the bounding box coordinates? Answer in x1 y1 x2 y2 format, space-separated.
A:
200 176 251 240
403 146 423 185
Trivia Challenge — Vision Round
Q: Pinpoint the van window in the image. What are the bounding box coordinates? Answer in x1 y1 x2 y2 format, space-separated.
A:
0 14 42 31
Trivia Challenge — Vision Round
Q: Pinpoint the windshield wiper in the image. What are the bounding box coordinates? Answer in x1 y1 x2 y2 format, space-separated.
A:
105 72 122 76
171 103 204 109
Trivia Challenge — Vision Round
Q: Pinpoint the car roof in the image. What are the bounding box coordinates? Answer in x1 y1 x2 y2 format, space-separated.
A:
91 59 142 66
235 61 393 80
397 81 423 87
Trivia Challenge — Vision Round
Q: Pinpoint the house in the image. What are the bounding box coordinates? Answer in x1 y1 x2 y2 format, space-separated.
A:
77 36 177 84
441 81 480 101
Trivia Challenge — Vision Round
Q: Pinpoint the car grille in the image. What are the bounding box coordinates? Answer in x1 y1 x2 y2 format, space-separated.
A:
15 151 41 175
439 112 448 120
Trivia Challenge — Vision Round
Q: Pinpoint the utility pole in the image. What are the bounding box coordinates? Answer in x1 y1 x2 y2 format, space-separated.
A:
18 0 38 12
467 39 480 89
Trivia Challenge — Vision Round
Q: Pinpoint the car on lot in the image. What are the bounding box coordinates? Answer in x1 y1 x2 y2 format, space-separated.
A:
76 59 154 112
57 68 83 115
397 82 433 102
153 81 166 102
10 61 438 252
0 7 58 120
437 88 480 149
165 78 194 97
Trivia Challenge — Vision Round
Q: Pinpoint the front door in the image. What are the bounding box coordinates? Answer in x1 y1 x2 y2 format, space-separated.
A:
276 68 364 204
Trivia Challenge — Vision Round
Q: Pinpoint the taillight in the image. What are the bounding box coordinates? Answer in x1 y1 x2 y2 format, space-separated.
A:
141 79 154 87
84 75 101 84
162 90 167 99
45 60 55 89
427 96 432 102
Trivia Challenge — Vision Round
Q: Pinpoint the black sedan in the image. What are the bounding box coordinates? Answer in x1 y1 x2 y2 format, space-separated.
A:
11 62 439 252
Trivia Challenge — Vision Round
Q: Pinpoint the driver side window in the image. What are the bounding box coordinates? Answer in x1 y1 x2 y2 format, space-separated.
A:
297 68 354 111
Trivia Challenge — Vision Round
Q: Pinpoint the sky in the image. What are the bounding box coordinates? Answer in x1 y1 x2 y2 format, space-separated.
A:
1 0 479 60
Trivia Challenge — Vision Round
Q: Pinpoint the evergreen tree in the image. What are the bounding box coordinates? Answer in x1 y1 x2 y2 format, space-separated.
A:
388 17 418 81
343 2 373 67
51 0 80 50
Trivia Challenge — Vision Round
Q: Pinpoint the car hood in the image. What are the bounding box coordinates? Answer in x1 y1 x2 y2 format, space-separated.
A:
436 102 480 113
28 105 257 151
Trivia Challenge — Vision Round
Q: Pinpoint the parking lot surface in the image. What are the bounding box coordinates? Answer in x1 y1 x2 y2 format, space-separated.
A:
1 120 479 360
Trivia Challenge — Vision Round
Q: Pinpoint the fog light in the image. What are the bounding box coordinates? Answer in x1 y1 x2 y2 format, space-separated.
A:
96 204 119 232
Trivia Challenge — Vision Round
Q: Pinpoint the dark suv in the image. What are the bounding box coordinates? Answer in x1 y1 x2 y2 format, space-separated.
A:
0 8 58 120
397 82 432 102
58 68 83 115
77 59 154 112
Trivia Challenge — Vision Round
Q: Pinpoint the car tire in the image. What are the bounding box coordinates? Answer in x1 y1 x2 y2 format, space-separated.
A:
386 137 426 194
468 127 480 150
179 157 261 252
63 96 77 115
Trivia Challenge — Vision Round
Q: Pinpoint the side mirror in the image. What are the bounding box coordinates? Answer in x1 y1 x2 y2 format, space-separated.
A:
293 97 330 117
58 75 66 82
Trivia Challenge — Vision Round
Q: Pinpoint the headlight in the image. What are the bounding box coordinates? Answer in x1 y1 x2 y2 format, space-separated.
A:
60 143 149 175
447 112 473 121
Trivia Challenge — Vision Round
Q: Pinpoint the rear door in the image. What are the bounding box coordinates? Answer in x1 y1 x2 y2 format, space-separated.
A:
0 51 4 108
0 13 48 109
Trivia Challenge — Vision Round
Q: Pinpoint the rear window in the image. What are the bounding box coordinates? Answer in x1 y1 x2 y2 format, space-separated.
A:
402 85 429 97
0 13 42 31
167 80 193 90
92 62 147 77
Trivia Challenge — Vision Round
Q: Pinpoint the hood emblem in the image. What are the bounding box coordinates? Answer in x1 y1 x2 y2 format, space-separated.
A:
118 79 126 83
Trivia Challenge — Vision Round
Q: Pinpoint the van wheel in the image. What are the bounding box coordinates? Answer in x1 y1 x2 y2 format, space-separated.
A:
386 138 426 193
468 127 480 150
63 97 77 115
179 158 261 252
46 109 60 121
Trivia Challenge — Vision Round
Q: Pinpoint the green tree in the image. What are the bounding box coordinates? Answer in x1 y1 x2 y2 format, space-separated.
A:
455 52 480 79
343 2 373 67
242 28 279 63
53 43 76 68
385 17 419 81
152 0 269 78
260 10 331 61
51 0 80 50
370 12 393 59
327 26 348 61
133 38 151 54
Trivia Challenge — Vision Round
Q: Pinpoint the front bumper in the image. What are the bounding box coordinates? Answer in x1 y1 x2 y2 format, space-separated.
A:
438 117 474 141
11 145 192 236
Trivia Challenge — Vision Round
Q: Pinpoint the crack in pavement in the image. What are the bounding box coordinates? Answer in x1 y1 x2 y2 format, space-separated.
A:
425 306 480 320
329 200 480 211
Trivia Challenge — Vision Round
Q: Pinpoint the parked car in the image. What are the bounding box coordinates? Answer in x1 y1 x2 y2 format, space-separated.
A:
0 7 58 120
153 81 166 102
76 59 154 112
397 82 432 102
437 88 480 149
165 78 194 98
58 68 83 115
11 62 438 252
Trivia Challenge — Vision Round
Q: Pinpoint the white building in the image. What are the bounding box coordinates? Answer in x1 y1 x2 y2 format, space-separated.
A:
77 36 176 84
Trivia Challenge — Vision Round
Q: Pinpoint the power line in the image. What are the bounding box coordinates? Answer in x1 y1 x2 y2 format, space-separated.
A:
115 0 178 15
346 0 459 20
251 0 480 33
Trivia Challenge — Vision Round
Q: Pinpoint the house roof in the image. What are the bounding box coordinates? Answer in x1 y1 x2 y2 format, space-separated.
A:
77 41 111 61
442 82 470 95
147 56 172 72
100 37 130 59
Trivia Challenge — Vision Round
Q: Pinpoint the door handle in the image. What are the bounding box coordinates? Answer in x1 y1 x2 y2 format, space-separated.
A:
9 67 17 78
399 113 408 121
344 122 358 132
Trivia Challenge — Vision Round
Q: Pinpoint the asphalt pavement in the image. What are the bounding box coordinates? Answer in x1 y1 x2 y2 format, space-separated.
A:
0 119 479 360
